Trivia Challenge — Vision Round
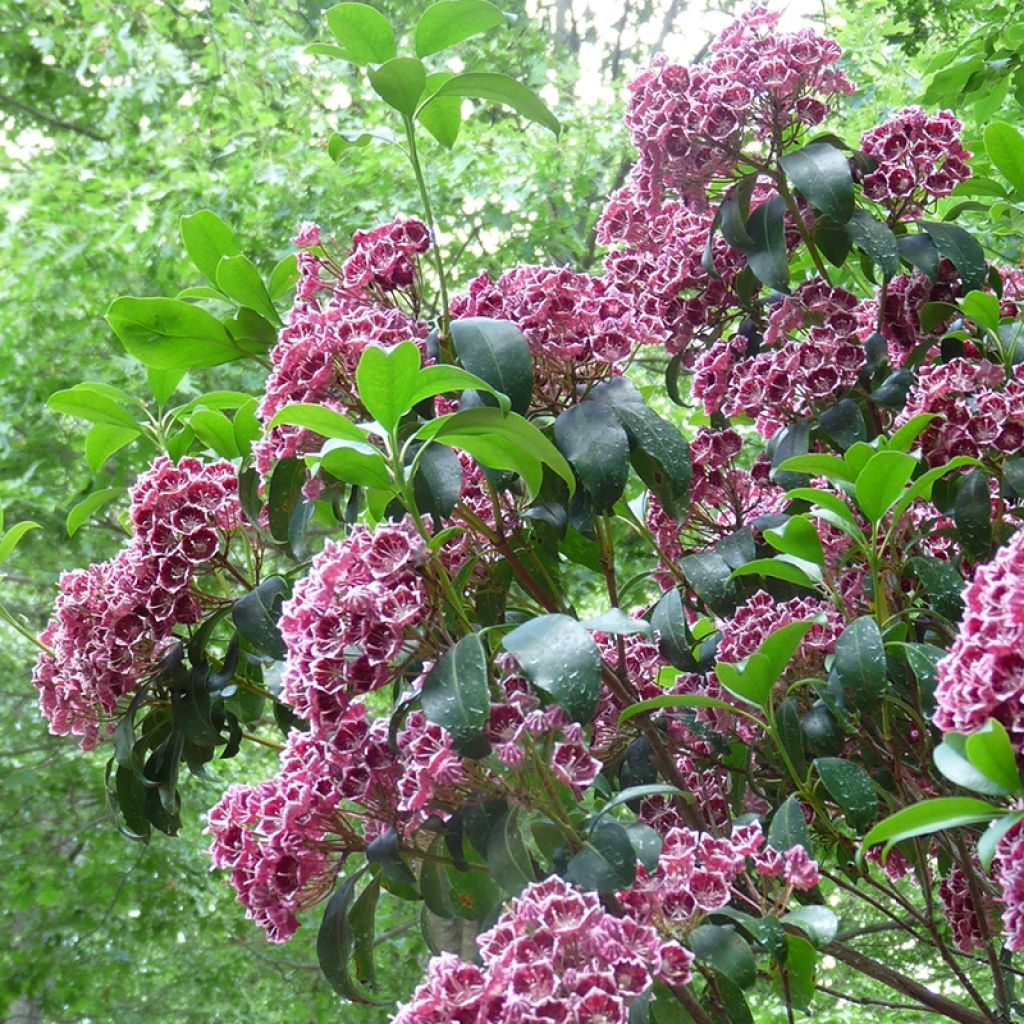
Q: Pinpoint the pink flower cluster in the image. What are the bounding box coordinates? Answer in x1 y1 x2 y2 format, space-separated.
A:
449 266 652 405
33 457 242 749
933 528 1024 743
938 863 992 953
860 108 971 217
341 217 431 296
622 7 853 209
393 875 692 1024
278 519 429 735
717 591 843 671
619 824 819 934
995 821 1024 951
693 282 863 437
253 297 427 475
599 193 746 357
896 359 1024 466
206 705 400 942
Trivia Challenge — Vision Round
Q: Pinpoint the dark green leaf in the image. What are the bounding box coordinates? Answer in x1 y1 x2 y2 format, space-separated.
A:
815 757 878 832
449 317 534 414
813 217 852 267
689 924 757 989
679 550 740 616
486 809 534 895
231 576 288 660
832 616 886 709
898 233 940 280
954 469 992 560
502 613 601 723
818 399 866 451
847 211 900 278
652 589 698 671
780 142 854 223
553 401 630 511
920 220 986 292
783 906 837 947
908 556 964 623
566 821 637 891
421 634 491 757
412 443 463 523
745 195 789 292
317 867 385 1003
768 795 810 852
267 458 304 543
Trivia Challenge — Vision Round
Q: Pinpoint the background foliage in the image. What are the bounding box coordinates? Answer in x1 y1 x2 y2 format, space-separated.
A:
2 0 1021 1021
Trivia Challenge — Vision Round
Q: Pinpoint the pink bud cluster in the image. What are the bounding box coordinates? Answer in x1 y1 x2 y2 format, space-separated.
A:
449 266 653 405
278 519 429 735
994 821 1024 951
393 875 691 1024
717 591 843 671
896 359 1024 466
622 7 852 210
693 282 863 437
342 217 431 296
206 706 400 942
934 528 1024 743
938 863 992 953
860 108 971 218
620 824 819 935
33 457 242 749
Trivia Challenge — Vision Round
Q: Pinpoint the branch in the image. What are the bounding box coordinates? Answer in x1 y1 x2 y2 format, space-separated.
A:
825 940 993 1024
0 92 108 142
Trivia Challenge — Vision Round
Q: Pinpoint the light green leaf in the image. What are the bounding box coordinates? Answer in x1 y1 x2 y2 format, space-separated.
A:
67 488 124 537
369 58 427 118
355 342 423 431
415 0 505 57
324 3 396 65
418 72 560 136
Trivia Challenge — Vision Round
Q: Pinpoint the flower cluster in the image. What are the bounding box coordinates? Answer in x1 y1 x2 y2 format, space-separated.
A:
206 707 401 942
449 265 652 405
860 108 971 217
341 217 431 296
599 193 747 357
693 282 863 437
933 528 1024 741
33 457 242 749
995 821 1024 952
896 359 1024 466
619 824 819 935
278 519 429 735
393 875 691 1024
253 297 427 476
938 863 992 953
717 591 843 670
622 6 852 209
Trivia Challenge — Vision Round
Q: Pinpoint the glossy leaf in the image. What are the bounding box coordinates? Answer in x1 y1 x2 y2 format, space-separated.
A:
421 634 491 757
861 797 999 855
768 795 810 852
854 450 917 522
215 254 280 325
317 868 384 1004
847 211 900 277
179 209 240 283
744 195 789 292
355 341 422 430
419 72 560 136
689 924 757 989
502 613 601 723
780 142 854 223
48 385 140 430
783 906 838 948
414 0 505 57
953 469 992 560
369 57 427 118
231 575 288 660
553 401 630 511
448 317 533 414
486 809 534 896
267 402 370 443
920 220 986 292
984 121 1024 195
324 3 396 65
816 757 878 833
566 821 637 891
832 617 886 709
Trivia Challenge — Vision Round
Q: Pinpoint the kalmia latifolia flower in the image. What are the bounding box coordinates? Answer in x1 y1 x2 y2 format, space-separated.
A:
393 875 690 1024
32 457 243 749
278 519 429 735
342 217 430 296
994 821 1024 951
933 528 1024 744
939 863 994 953
254 218 430 479
449 265 652 406
205 706 401 942
622 6 852 209
692 283 863 437
860 108 971 218
896 359 1024 466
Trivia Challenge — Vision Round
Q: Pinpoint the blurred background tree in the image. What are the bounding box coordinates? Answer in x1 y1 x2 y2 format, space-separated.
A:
1 0 1021 1021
